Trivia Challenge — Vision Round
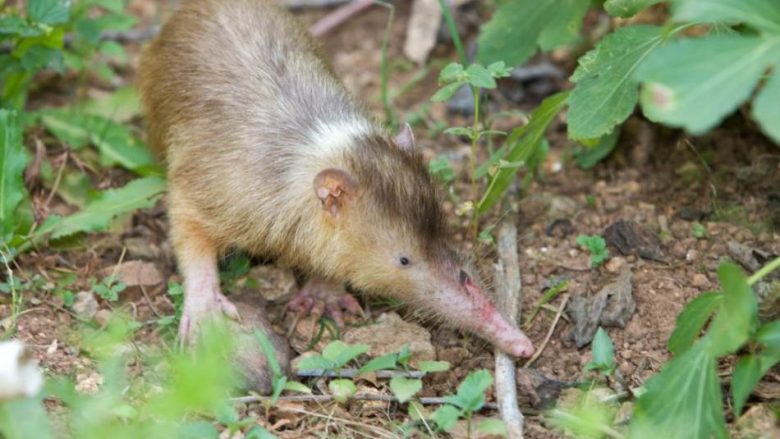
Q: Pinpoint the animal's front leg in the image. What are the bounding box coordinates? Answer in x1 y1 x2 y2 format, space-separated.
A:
173 217 239 346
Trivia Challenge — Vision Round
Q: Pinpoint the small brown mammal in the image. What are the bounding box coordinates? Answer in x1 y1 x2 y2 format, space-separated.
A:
139 0 533 382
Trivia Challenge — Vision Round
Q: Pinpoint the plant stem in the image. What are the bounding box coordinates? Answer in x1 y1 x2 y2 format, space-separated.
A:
436 0 467 65
747 256 780 286
375 1 396 127
470 87 481 242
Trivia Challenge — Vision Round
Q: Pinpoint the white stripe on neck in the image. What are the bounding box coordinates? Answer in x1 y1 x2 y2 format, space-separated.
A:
308 118 375 157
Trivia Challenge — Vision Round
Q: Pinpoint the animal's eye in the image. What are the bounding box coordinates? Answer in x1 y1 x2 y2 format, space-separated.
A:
399 257 410 266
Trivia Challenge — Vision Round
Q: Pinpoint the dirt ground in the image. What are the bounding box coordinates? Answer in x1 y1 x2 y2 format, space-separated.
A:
4 1 780 438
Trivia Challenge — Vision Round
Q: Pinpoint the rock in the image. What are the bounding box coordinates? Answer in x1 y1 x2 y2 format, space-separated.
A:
102 260 162 287
727 241 779 281
75 371 103 394
604 219 666 262
516 368 573 409
94 309 112 327
248 264 297 302
568 267 635 347
72 292 98 320
123 236 161 260
548 195 578 219
229 293 291 395
343 312 435 363
692 273 709 289
732 404 780 439
605 257 626 273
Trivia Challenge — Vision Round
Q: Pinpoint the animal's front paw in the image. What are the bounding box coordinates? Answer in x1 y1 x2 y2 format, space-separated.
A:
287 276 363 327
178 290 240 346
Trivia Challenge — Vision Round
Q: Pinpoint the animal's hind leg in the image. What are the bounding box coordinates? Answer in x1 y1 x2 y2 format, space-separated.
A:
172 212 239 345
287 276 363 326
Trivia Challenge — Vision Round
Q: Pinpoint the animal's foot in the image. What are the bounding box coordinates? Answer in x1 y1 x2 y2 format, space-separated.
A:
287 276 363 326
178 290 240 346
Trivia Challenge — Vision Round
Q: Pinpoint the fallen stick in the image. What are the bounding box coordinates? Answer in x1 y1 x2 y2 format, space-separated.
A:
494 220 525 439
308 0 375 37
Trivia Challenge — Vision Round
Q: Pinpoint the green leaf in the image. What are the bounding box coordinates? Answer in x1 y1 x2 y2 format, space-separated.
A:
568 25 664 140
37 110 155 173
673 0 780 34
322 340 369 368
417 360 450 373
731 349 780 416
576 234 609 267
329 378 356 404
34 177 166 240
431 404 461 432
637 34 780 135
756 320 780 348
629 341 727 439
707 263 758 356
586 327 615 373
358 352 398 374
477 419 507 436
245 425 278 439
538 0 590 51
389 377 422 403
431 82 464 102
548 391 616 439
753 66 780 144
478 0 589 67
604 0 662 18
28 0 70 25
487 61 512 78
668 292 722 354
445 369 493 413
479 91 568 214
0 396 54 439
439 62 464 83
77 86 141 123
465 64 496 89
179 421 219 439
0 110 29 238
573 127 620 169
99 40 127 63
283 381 311 394
0 16 44 37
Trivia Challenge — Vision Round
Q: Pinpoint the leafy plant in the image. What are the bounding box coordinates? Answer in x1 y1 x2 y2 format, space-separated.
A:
576 234 609 268
89 274 126 302
296 340 370 372
431 369 501 436
585 327 616 375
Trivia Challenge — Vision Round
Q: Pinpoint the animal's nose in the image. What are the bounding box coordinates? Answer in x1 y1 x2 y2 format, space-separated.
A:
459 269 470 285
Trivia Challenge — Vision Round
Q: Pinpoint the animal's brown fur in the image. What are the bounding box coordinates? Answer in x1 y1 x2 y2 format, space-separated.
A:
138 0 535 366
138 0 448 294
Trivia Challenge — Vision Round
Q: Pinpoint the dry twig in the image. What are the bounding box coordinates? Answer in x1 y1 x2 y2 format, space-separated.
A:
524 293 570 368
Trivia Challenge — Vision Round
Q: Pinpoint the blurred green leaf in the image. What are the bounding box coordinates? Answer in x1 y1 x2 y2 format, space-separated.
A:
38 109 155 173
34 176 166 240
417 360 450 373
630 341 727 439
431 404 460 432
444 369 493 413
477 419 507 436
390 377 422 403
707 263 757 356
668 292 722 354
604 0 662 18
358 352 398 374
586 327 615 374
0 110 29 238
549 391 616 439
576 234 609 267
753 67 780 143
297 340 369 371
431 82 463 102
756 320 780 348
478 0 588 67
569 25 664 140
673 0 780 34
439 62 464 83
573 127 620 169
731 349 780 416
479 91 568 214
637 35 780 135
329 379 356 404
465 64 496 89
28 0 70 25
0 396 53 439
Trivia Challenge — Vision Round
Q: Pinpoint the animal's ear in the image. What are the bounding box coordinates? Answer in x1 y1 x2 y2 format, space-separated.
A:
393 123 415 152
313 168 358 220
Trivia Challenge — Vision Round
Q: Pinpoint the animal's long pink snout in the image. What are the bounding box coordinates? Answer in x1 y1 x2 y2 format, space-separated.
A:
461 277 535 358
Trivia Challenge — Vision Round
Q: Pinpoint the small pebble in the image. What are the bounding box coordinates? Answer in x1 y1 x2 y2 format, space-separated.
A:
686 249 698 263
692 273 709 289
94 309 112 327
605 257 626 273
